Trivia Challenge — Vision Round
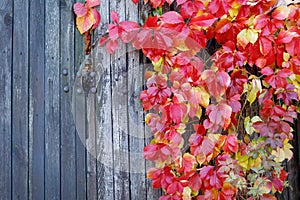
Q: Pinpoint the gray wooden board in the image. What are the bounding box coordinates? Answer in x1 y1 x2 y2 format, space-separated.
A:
110 0 131 199
0 0 12 199
74 6 87 199
126 1 147 200
60 0 77 199
28 0 45 199
12 0 29 199
45 0 61 199
95 1 114 199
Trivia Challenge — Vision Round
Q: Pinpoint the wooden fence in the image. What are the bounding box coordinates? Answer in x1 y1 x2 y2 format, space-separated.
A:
0 0 299 199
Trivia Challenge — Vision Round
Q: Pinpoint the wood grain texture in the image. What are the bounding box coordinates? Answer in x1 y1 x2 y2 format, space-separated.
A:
12 0 29 199
0 1 12 199
126 1 148 200
95 1 114 200
74 2 87 198
60 0 77 199
110 1 131 199
45 0 61 199
28 0 45 199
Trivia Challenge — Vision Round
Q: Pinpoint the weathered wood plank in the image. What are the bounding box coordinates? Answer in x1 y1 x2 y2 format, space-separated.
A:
0 1 13 199
73 4 87 199
73 87 87 200
126 1 148 200
110 1 131 199
60 0 77 199
95 1 115 199
12 0 29 199
28 0 45 199
45 0 61 199
87 91 97 200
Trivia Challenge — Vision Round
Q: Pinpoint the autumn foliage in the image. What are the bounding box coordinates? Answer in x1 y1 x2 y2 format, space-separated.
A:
74 0 300 199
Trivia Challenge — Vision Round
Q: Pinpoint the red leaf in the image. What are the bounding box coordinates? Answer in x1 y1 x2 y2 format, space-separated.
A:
176 0 187 5
204 103 232 132
254 14 270 30
169 103 185 124
276 30 298 44
201 70 231 99
108 24 119 40
215 18 231 34
86 0 100 7
119 21 140 43
223 134 238 153
261 194 276 200
259 37 273 56
132 0 139 4
105 39 119 54
189 13 217 28
189 173 202 191
91 8 101 29
261 67 273 76
272 6 290 20
74 3 88 17
143 143 173 161
111 11 119 24
147 168 163 188
160 11 184 24
273 177 284 192
99 36 109 46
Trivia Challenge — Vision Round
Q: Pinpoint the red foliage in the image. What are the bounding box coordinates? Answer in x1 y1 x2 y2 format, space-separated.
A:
75 0 300 199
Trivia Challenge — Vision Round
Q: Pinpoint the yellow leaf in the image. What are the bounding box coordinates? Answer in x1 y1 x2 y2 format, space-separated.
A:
237 29 248 48
246 29 259 44
153 57 163 72
283 52 290 62
182 187 192 200
196 87 210 108
237 153 250 170
76 11 95 34
237 28 259 48
195 106 202 119
272 139 293 162
247 79 261 105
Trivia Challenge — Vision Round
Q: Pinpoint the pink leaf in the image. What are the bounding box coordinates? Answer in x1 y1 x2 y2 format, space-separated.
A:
86 0 100 7
111 11 119 24
160 11 184 24
189 13 217 27
91 8 101 29
105 39 119 54
73 3 88 17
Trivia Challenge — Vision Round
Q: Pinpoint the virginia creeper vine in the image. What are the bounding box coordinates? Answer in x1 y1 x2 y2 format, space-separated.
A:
74 0 300 199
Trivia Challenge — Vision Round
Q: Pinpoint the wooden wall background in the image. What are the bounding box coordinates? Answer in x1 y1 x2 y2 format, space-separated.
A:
0 0 299 200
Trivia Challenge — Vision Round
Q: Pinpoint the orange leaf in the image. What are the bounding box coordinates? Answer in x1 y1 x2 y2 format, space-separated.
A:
76 11 95 34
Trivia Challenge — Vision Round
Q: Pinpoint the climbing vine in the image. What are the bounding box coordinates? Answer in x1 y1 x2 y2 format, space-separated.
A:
74 0 300 199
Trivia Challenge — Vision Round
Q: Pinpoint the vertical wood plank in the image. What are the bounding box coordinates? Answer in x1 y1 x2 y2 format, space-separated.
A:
110 1 131 199
12 0 29 199
28 0 45 199
126 1 148 200
0 1 13 199
87 92 97 200
95 1 115 199
60 0 77 199
45 0 61 199
73 1 87 198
